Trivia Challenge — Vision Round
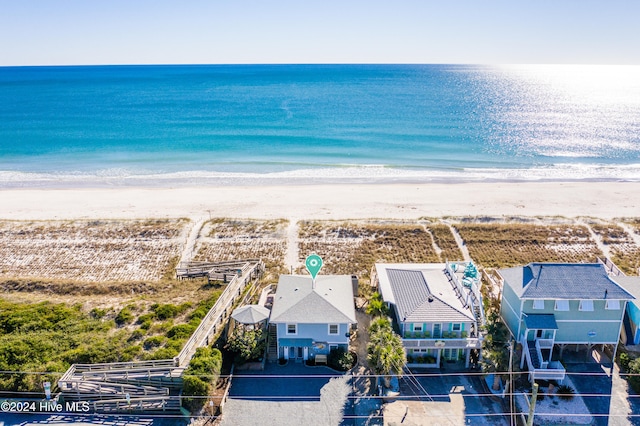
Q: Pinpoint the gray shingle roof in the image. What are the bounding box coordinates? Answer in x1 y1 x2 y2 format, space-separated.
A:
500 263 635 300
385 268 474 323
231 305 270 324
270 275 356 324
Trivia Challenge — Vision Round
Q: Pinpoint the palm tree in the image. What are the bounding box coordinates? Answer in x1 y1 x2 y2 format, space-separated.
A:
366 292 388 317
368 317 407 388
481 310 511 390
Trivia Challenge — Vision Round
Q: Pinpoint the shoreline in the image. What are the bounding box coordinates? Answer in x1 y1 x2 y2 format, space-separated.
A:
1 181 639 220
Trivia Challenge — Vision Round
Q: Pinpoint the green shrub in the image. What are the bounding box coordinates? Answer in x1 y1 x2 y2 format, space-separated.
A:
137 313 156 324
620 352 631 373
557 384 575 401
146 347 179 360
628 357 640 392
152 304 180 320
187 347 222 381
182 375 210 411
225 329 265 362
115 308 134 326
167 324 197 340
328 347 355 371
139 319 153 330
129 329 145 341
90 308 107 319
143 336 165 350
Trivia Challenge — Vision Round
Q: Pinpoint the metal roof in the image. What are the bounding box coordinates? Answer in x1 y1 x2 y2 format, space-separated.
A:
376 264 475 324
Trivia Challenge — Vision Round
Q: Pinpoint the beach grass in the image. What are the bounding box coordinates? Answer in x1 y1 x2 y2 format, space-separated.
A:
297 221 463 288
453 223 603 268
0 218 188 282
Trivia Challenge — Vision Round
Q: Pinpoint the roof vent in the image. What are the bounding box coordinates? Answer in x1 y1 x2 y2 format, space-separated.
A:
294 288 298 291
428 296 434 303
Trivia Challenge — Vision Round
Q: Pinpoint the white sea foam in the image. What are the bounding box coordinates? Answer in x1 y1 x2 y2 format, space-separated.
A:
2 162 640 189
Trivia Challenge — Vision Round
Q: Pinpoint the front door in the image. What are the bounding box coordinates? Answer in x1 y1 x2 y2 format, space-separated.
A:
433 323 442 338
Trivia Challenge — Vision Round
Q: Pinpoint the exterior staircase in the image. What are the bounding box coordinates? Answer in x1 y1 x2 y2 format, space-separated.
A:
527 340 541 369
267 324 278 361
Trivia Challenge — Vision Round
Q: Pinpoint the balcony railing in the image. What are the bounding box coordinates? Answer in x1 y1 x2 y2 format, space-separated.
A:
402 337 481 349
403 331 470 339
536 338 554 350
532 361 566 381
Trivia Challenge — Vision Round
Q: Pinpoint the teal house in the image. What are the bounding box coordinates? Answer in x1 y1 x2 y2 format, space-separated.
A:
499 263 634 382
374 262 484 368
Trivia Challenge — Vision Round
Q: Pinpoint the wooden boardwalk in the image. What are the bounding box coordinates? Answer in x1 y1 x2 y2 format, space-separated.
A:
59 259 265 413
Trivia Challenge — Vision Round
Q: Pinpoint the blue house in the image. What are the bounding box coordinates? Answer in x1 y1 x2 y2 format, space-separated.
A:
608 275 640 345
269 275 357 362
499 263 634 382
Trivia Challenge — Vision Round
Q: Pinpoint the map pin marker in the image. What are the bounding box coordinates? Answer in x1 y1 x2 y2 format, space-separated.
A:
305 254 323 280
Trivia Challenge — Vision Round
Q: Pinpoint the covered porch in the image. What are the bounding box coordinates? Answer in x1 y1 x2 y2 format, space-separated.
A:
520 314 566 382
403 337 482 368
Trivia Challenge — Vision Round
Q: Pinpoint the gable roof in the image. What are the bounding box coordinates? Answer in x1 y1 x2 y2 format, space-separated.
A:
376 263 475 324
270 275 356 324
500 263 635 300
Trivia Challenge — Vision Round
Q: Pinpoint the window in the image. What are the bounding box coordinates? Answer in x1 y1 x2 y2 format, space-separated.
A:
555 300 570 311
452 323 461 331
606 300 621 310
579 300 594 311
328 324 339 335
287 324 297 335
533 300 545 310
413 324 423 332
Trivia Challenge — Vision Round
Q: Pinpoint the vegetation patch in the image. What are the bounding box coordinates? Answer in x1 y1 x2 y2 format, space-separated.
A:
0 219 188 282
182 347 223 411
454 223 602 268
0 286 223 394
225 328 265 363
298 221 445 283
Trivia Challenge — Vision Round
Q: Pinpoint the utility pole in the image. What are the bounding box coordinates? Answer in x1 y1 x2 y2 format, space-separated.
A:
526 383 539 426
508 340 514 426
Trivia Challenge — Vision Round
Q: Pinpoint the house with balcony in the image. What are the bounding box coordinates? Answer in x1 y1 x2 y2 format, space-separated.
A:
499 262 634 382
373 262 484 368
269 274 357 362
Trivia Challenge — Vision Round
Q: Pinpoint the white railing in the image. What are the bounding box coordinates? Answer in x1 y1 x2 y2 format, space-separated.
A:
536 338 554 350
522 339 566 382
445 262 485 327
597 257 625 277
176 260 264 366
402 337 482 349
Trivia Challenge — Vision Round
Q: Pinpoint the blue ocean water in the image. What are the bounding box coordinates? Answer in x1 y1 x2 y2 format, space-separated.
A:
1 64 639 187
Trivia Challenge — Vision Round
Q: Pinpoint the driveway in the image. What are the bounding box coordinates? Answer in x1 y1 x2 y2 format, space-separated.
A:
385 367 508 425
222 362 351 426
228 361 342 401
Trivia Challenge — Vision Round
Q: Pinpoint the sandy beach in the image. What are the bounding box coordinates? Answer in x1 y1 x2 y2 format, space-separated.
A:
0 181 638 221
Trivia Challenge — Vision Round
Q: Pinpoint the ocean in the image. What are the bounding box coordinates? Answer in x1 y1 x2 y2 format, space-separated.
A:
1 64 639 188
